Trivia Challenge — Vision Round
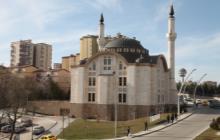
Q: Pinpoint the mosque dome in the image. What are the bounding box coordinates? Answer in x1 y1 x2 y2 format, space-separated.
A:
104 35 149 57
105 37 144 49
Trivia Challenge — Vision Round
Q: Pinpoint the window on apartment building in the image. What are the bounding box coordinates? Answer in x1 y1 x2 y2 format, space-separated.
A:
162 95 164 103
92 62 96 70
88 77 96 86
89 77 92 86
158 95 160 103
118 93 126 103
123 77 127 86
119 77 122 86
104 56 111 70
119 77 127 86
88 93 95 102
92 77 96 86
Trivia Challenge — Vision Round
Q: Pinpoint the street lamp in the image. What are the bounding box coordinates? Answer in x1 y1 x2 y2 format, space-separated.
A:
112 71 117 138
182 78 193 94
177 68 196 115
179 68 187 83
193 73 207 106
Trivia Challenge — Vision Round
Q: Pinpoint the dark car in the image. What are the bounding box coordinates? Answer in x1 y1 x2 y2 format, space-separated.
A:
20 117 33 127
1 125 12 133
1 123 26 133
209 100 220 108
14 124 26 133
0 117 12 129
0 122 8 129
33 126 45 135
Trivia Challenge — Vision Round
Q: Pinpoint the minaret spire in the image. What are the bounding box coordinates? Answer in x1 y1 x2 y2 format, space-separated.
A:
100 13 104 23
169 4 175 17
97 13 106 51
166 4 177 103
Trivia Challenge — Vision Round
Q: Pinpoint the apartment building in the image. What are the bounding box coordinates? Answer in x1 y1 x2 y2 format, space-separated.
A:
10 40 52 70
61 53 80 71
79 35 99 60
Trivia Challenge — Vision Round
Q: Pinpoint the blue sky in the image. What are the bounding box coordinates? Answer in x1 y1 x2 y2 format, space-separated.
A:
0 0 219 83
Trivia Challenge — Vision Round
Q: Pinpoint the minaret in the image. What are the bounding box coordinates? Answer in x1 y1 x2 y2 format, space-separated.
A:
97 13 106 51
166 4 177 90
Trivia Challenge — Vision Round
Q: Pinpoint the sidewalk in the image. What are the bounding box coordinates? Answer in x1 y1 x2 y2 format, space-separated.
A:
106 112 193 140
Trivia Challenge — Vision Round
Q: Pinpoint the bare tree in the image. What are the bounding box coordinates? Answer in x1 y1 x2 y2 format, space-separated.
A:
0 72 38 140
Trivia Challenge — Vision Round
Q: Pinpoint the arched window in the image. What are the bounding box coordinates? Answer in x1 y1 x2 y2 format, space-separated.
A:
119 61 123 70
92 62 96 71
104 56 112 70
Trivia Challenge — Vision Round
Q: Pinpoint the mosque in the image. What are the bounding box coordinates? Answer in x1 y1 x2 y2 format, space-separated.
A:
70 5 177 121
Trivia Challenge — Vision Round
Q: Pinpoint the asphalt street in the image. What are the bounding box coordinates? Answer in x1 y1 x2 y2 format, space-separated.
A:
131 106 220 140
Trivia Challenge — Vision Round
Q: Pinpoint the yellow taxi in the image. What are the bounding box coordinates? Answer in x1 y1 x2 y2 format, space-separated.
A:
39 134 57 140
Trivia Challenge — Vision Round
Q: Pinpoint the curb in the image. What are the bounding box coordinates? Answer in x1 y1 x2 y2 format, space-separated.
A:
35 120 58 139
131 112 194 138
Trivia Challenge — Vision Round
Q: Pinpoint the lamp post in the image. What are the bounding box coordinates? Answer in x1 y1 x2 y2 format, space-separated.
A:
178 68 187 116
182 78 193 94
179 68 187 83
113 71 117 138
193 73 207 105
177 68 196 115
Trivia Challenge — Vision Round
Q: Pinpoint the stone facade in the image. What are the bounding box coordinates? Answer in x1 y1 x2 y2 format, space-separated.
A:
70 50 176 120
29 101 175 121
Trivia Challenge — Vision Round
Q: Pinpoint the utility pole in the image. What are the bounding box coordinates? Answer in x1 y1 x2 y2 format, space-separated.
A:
113 71 117 138
62 111 65 139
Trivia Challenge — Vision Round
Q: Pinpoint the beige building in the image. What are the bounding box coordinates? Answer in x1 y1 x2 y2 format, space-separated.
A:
10 65 39 78
62 53 80 71
10 40 52 70
80 35 99 60
34 43 52 70
49 69 71 94
53 63 62 69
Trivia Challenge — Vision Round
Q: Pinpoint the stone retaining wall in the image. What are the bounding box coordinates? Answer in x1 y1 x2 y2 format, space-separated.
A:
29 101 175 121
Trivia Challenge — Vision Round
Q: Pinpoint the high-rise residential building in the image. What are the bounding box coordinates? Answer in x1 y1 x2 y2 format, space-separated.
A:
62 53 80 71
11 40 34 67
10 40 52 70
79 35 99 60
34 43 52 70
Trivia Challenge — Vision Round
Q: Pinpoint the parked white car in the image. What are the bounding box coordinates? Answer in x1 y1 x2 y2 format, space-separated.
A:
185 98 194 107
196 99 202 104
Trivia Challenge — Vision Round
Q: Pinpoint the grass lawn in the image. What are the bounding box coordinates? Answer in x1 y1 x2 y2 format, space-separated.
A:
194 128 220 140
58 113 169 139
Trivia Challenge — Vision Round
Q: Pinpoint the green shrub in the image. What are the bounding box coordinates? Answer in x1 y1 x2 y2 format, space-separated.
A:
210 117 220 130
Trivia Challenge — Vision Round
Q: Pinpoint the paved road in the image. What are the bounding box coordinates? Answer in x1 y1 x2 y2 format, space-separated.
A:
131 106 220 140
47 116 74 136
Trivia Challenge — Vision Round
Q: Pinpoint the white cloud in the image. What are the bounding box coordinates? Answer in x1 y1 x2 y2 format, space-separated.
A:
84 0 122 12
176 33 220 60
175 33 220 82
0 0 86 66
